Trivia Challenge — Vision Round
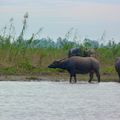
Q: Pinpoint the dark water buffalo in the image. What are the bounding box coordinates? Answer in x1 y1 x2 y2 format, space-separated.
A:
48 56 100 83
68 47 96 58
68 48 82 57
115 57 120 82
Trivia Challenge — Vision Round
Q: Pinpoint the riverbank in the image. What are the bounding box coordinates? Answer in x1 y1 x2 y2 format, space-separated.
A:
0 72 119 82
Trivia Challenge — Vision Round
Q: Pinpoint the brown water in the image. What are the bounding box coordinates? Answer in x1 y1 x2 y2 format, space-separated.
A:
0 81 120 120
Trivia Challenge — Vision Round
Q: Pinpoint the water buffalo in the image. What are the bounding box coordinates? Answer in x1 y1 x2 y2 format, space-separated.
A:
68 47 96 58
115 57 120 82
68 48 82 57
48 56 100 83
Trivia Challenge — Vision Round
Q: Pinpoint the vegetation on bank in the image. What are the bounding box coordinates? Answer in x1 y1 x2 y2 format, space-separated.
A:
0 13 119 77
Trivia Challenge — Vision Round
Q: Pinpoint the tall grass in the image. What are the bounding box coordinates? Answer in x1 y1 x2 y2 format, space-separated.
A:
0 13 120 75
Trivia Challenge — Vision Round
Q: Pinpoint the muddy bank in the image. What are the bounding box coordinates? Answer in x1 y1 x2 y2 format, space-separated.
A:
0 72 119 82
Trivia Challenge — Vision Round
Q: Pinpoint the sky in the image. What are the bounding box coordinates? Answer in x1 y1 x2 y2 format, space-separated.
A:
0 0 120 42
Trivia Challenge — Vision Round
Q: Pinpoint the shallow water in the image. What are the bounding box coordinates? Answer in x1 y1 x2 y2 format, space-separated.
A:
0 81 120 120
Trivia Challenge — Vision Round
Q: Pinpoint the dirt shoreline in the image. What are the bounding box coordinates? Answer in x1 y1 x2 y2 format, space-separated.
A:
0 72 119 82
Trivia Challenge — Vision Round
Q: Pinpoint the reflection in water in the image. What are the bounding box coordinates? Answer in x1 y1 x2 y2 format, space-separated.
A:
0 81 120 120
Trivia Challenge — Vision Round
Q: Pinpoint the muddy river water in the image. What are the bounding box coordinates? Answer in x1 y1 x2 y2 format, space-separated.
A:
0 81 120 120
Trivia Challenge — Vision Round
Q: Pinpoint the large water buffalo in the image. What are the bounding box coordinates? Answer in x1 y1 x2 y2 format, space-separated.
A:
48 56 100 83
115 57 120 82
68 47 96 58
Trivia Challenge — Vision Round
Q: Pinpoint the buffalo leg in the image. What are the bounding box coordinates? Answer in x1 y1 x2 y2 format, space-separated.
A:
88 72 94 83
70 75 76 83
69 70 76 83
70 75 72 83
95 71 100 82
118 72 120 82
74 75 77 83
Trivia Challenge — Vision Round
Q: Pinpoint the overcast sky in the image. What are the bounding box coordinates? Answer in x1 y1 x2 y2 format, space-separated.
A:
0 0 120 42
